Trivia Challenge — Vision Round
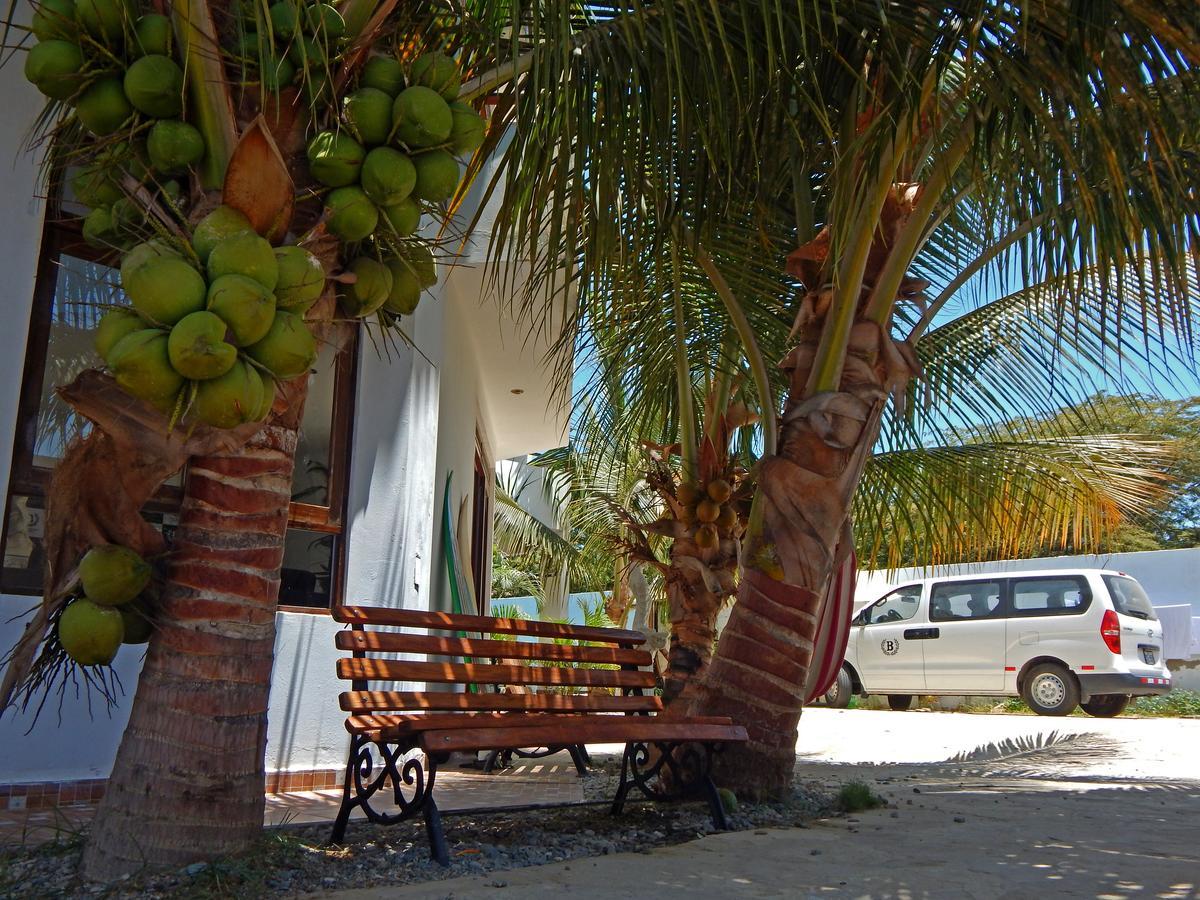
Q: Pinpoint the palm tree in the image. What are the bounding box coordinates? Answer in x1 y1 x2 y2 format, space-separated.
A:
476 1 1200 795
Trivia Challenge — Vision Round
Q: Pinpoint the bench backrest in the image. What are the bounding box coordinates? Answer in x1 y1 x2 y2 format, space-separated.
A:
333 605 663 716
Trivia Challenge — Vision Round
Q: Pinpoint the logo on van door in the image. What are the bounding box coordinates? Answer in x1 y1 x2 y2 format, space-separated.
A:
881 638 900 656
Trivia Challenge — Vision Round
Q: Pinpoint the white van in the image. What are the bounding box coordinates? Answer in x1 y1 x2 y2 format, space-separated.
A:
825 569 1171 716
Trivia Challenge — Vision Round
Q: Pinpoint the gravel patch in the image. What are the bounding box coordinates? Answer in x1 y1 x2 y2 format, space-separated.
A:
0 754 836 898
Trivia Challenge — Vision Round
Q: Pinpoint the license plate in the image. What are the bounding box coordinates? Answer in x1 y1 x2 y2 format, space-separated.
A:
1141 647 1157 665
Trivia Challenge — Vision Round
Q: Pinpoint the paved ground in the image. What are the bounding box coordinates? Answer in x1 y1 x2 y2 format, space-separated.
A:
327 709 1200 899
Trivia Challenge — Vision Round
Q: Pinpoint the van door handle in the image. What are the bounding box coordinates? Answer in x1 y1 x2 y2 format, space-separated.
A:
903 628 940 640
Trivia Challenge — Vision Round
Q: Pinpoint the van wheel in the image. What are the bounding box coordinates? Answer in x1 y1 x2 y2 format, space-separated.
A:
823 668 853 708
1080 694 1130 718
887 694 913 711
1021 663 1080 716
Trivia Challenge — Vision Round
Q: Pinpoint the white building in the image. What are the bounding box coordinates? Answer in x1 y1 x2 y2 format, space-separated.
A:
0 61 569 798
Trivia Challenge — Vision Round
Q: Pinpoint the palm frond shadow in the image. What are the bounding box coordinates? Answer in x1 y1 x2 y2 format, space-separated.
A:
947 729 1093 763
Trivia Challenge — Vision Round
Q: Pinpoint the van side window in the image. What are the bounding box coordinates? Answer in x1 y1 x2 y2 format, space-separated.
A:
859 586 922 625
1011 577 1092 617
929 581 1003 622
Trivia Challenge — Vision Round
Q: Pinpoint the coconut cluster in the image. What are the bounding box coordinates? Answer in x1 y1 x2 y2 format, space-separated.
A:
97 205 324 425
23 0 206 250
678 478 740 550
58 544 154 667
303 50 486 319
232 0 347 102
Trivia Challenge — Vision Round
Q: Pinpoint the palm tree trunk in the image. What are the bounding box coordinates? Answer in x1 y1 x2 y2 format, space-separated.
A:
663 535 736 703
79 401 305 880
679 318 900 797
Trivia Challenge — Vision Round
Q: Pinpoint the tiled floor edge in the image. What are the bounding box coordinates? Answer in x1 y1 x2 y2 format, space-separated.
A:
1 769 345 811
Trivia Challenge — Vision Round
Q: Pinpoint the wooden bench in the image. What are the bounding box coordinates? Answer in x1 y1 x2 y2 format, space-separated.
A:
330 604 748 863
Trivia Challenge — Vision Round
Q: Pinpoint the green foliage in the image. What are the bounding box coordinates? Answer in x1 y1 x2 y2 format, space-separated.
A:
836 781 884 813
1127 690 1200 718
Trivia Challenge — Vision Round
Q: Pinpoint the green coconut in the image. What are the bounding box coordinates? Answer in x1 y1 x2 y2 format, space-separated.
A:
339 256 393 318
59 599 124 666
267 0 299 38
325 185 378 242
122 54 183 118
398 242 437 288
274 245 325 310
342 88 393 147
286 34 323 69
379 197 421 237
306 130 365 187
75 0 130 43
303 2 344 37
75 76 133 136
133 13 171 56
382 259 421 315
392 86 452 148
110 195 144 237
234 28 262 59
207 230 279 291
410 51 460 101
24 39 85 101
261 54 295 92
108 328 185 409
168 310 238 379
252 371 276 420
94 307 145 361
123 255 206 325
71 161 123 209
361 55 405 96
193 205 252 263
79 543 151 606
206 273 277 346
191 358 264 428
411 149 459 201
32 0 77 40
120 239 180 285
147 119 205 173
360 147 416 206
244 310 316 379
118 595 154 644
81 207 119 248
448 101 486 156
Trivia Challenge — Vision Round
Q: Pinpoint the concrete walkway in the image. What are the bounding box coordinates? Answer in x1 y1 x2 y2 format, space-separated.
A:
325 709 1200 899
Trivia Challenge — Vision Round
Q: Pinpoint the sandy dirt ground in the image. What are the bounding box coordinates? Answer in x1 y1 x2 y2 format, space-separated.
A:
327 709 1200 899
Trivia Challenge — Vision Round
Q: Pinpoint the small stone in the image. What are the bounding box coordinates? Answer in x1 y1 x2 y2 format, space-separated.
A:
890 812 900 818
954 816 966 824
184 862 207 876
810 849 822 856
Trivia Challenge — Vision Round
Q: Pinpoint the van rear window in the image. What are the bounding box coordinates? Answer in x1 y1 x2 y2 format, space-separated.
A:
1102 575 1157 621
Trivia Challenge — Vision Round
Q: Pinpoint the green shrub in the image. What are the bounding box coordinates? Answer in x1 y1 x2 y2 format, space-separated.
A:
1127 689 1200 717
836 780 883 813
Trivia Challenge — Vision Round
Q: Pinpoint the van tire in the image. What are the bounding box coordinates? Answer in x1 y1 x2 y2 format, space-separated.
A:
887 694 913 711
1021 663 1079 716
823 668 853 708
1080 694 1130 718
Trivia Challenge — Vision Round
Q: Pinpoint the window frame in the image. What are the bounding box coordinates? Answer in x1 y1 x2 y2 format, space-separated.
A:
1 211 358 614
1007 574 1093 619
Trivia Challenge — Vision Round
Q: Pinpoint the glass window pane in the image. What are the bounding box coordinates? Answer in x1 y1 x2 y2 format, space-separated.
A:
291 342 340 508
930 581 1003 621
863 586 922 624
279 528 338 608
30 253 118 467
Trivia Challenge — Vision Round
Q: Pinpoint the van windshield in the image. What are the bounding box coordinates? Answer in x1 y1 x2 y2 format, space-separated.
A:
1102 575 1157 621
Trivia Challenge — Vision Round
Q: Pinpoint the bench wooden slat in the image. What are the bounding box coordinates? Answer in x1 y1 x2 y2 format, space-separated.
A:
336 630 653 667
419 720 749 754
334 605 646 646
340 691 664 714
346 712 737 737
337 658 657 689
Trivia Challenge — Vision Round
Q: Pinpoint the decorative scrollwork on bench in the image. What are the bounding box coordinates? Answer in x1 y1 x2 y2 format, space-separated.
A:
612 741 729 829
331 736 439 842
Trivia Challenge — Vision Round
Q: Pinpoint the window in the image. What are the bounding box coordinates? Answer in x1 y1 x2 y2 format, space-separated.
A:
1011 576 1091 618
0 205 357 611
857 585 922 625
929 580 1003 622
1102 575 1157 621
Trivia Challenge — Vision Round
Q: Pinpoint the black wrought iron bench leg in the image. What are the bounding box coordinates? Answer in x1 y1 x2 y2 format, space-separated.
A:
701 774 730 830
609 741 729 829
567 744 589 776
330 734 364 843
423 795 450 866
